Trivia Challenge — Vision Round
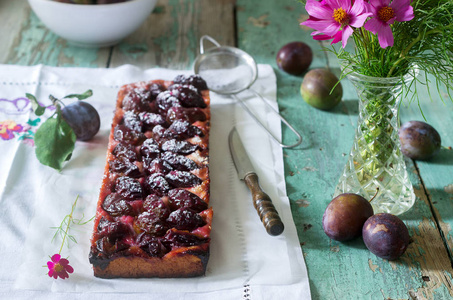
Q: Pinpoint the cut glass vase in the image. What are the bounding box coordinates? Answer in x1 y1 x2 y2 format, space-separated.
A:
334 68 416 215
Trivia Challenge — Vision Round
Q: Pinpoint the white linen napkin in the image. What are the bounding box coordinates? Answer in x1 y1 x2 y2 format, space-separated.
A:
0 64 311 300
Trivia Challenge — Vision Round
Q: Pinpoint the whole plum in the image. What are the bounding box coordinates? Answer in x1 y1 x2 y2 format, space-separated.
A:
399 121 441 160
362 213 410 260
276 42 313 75
322 193 374 242
61 101 100 141
300 68 343 110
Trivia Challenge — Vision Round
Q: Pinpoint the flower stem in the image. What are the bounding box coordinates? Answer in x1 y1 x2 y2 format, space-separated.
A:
386 57 407 77
58 196 78 255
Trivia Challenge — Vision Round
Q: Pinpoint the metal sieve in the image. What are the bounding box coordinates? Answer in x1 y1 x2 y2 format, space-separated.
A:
193 35 302 148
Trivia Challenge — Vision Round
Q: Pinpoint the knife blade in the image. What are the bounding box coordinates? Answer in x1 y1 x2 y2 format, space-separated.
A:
228 127 284 236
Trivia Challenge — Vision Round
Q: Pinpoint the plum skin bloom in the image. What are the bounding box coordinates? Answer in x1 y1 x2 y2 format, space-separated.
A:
301 0 372 48
364 0 415 48
47 254 74 279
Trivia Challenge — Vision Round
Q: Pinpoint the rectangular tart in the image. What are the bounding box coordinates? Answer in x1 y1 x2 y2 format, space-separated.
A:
89 75 212 278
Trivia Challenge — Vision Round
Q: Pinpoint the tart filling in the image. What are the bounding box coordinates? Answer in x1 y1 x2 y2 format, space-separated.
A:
89 75 212 278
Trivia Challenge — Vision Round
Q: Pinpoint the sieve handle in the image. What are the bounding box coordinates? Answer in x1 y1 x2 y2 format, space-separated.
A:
199 35 221 55
233 90 303 148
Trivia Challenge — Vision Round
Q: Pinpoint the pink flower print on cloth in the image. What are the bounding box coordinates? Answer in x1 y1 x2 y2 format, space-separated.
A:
0 95 47 143
0 120 24 140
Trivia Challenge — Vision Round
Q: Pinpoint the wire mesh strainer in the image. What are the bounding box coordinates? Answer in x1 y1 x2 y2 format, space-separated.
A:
193 35 302 148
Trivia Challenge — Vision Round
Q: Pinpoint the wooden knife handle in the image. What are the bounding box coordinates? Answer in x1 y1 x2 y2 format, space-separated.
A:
244 173 284 236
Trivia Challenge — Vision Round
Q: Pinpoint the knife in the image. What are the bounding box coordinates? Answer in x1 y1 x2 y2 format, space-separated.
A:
228 127 284 236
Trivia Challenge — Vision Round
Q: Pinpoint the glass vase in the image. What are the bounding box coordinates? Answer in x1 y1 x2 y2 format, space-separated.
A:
333 68 416 215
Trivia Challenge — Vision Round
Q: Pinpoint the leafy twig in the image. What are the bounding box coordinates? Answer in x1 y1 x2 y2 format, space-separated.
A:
25 90 93 171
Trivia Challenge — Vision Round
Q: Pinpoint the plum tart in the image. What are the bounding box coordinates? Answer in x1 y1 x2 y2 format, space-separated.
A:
89 75 212 278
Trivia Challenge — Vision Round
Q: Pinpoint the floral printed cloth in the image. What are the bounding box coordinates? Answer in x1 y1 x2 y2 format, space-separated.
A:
0 64 310 300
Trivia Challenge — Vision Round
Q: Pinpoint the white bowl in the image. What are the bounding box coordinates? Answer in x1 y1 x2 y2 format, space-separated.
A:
28 0 157 47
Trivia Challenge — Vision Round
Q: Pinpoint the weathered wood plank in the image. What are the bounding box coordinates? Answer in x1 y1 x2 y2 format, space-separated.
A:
1 1 111 67
236 0 453 299
400 76 453 297
109 0 236 69
0 1 28 64
2 0 235 69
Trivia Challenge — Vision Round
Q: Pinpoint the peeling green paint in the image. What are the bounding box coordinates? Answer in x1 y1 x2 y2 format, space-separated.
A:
119 42 148 60
9 9 106 67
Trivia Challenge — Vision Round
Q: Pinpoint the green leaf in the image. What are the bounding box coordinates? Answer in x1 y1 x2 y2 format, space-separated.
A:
34 114 77 171
63 89 93 101
26 93 46 116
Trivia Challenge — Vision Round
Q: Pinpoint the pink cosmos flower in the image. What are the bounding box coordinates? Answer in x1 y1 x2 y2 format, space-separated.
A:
47 254 74 279
312 30 343 45
301 0 372 48
364 0 414 48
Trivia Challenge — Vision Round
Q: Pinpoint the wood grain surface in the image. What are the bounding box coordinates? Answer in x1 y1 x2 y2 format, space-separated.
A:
1 0 452 299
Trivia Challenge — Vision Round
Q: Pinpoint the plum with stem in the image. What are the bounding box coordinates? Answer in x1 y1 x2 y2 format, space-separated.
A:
26 89 100 170
61 101 100 141
322 193 374 242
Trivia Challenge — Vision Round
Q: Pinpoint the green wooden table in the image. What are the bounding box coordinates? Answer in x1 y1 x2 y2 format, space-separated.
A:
2 0 453 299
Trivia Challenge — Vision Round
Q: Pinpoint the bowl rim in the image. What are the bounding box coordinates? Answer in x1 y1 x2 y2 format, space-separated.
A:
28 0 155 8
